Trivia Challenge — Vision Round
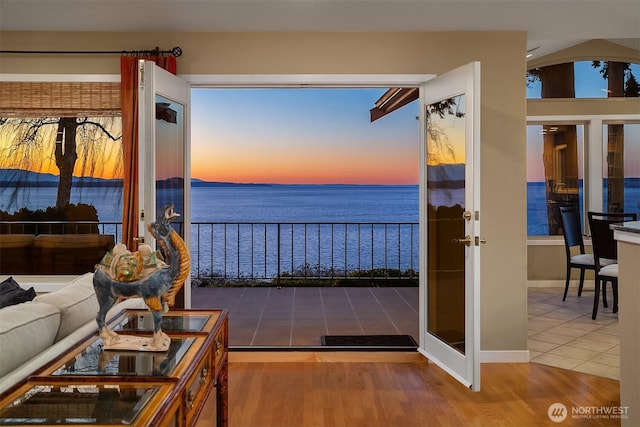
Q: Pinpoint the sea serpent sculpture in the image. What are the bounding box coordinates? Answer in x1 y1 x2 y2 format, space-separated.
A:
93 205 190 352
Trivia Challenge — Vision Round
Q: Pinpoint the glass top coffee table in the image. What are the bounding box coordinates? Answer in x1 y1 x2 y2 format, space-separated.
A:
0 309 228 427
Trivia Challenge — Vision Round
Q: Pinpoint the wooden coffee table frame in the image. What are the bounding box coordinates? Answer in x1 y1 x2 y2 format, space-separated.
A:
0 309 228 427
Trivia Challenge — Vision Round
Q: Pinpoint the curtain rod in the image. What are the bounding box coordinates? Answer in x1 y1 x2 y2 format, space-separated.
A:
0 46 182 57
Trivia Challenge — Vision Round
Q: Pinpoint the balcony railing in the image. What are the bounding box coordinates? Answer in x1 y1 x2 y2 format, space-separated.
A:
191 222 419 285
1 221 419 285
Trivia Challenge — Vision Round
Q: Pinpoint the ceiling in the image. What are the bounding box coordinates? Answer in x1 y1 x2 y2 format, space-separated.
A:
0 0 638 61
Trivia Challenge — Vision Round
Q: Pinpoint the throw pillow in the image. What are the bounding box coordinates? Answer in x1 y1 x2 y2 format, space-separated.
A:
0 276 36 308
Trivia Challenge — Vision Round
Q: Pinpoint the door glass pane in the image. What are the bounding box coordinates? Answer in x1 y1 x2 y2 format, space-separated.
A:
155 95 185 237
426 94 466 354
602 123 640 217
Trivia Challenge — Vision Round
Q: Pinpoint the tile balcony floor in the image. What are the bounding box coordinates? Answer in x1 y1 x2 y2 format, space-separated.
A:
190 285 619 380
191 286 420 347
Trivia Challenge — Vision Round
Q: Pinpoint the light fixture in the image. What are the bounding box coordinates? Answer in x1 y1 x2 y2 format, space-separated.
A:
526 46 540 58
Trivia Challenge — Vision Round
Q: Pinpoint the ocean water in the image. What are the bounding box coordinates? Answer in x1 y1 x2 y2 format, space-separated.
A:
0 186 124 223
190 185 418 223
0 185 419 223
527 181 640 235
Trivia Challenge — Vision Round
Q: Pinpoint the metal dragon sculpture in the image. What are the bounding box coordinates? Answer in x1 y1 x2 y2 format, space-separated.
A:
93 205 190 351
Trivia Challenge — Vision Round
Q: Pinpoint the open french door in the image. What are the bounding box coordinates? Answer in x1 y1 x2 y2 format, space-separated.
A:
419 62 481 391
138 60 192 307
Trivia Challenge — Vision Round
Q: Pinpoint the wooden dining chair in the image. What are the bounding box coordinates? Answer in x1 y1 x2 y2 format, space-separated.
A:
587 211 638 320
559 205 596 301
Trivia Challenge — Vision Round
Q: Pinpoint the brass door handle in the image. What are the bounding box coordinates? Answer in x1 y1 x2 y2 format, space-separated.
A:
453 235 472 246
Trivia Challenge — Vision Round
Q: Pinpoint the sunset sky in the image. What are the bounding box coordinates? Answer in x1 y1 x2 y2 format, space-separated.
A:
190 88 420 185
191 61 640 185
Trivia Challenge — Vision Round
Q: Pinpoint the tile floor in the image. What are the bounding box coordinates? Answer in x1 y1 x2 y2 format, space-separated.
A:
190 284 619 379
191 286 419 347
528 286 619 380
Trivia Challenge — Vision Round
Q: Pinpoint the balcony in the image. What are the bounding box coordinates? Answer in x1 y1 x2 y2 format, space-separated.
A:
191 221 420 348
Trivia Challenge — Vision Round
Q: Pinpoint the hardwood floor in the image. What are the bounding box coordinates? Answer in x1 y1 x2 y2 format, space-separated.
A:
226 352 621 427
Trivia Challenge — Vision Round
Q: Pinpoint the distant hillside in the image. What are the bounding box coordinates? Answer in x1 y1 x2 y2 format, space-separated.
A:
0 168 122 187
0 169 269 187
0 168 59 183
191 178 270 187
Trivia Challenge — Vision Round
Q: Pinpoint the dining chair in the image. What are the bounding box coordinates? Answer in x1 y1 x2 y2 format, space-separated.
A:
559 205 596 301
587 211 638 320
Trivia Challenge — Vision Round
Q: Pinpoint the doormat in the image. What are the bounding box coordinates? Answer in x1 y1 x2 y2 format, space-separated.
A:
321 335 417 349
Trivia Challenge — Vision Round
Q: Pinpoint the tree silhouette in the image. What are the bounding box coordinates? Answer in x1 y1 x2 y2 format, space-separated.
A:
425 97 464 165
0 116 122 210
592 61 639 212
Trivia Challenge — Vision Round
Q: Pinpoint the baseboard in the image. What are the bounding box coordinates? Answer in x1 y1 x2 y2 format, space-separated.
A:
480 350 530 363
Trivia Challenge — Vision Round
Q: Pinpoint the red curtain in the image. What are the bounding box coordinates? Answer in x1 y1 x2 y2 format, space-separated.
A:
120 55 177 250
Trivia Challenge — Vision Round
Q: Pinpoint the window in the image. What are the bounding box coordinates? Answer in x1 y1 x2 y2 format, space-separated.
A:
527 118 639 237
527 61 640 99
603 122 640 215
0 81 123 275
527 123 585 235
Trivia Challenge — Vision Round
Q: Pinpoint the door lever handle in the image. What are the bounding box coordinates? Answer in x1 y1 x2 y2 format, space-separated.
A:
453 235 472 246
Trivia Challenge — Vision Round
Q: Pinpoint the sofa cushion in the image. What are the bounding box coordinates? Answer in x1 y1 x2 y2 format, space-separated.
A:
0 277 36 308
0 296 146 395
0 301 61 378
34 272 99 342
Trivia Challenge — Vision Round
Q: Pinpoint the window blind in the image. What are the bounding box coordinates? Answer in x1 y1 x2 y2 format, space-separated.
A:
0 82 121 117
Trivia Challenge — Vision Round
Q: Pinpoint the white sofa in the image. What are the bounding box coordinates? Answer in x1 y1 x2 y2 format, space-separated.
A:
0 273 144 395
